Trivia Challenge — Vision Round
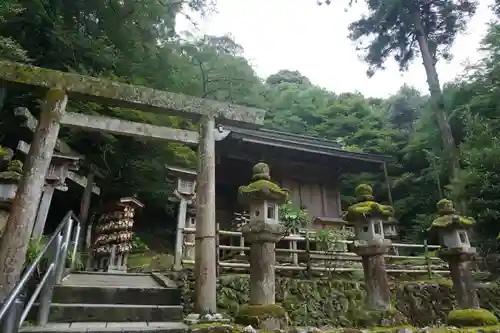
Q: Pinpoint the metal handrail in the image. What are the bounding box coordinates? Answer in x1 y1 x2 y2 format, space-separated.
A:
0 211 82 332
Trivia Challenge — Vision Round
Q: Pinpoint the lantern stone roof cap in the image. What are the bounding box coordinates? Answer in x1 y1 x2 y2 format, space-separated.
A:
0 160 23 184
238 162 288 204
343 184 393 222
429 199 474 230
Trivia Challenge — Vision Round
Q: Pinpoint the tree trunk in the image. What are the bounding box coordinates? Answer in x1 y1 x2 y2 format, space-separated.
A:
413 12 463 206
0 89 67 302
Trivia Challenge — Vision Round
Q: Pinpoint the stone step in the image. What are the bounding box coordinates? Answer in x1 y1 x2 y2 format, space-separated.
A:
30 303 184 323
52 285 181 305
20 321 188 333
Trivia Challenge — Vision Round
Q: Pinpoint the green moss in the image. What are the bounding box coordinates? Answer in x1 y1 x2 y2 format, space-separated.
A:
430 215 475 228
0 146 8 157
430 199 475 230
344 201 394 221
7 160 23 173
238 179 288 204
428 325 500 333
235 304 287 327
437 199 455 215
0 170 21 183
368 324 414 332
355 184 374 201
447 308 499 327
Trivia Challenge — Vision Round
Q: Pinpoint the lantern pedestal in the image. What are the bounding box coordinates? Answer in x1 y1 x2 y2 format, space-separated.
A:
242 221 285 305
438 247 480 309
353 239 392 311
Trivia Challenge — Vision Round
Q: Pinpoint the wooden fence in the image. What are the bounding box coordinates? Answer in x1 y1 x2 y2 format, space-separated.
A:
179 227 451 276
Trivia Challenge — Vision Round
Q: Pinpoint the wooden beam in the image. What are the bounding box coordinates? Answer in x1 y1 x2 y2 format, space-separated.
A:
15 107 82 158
17 141 100 195
67 171 101 195
0 60 266 126
61 112 199 145
14 107 105 178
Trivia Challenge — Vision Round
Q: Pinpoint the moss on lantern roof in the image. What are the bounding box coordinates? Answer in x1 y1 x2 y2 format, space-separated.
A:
344 184 394 221
429 199 475 230
0 160 23 183
238 162 288 204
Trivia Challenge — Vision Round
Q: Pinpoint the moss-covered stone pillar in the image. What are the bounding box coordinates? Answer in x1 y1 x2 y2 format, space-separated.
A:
345 184 394 311
239 163 288 305
429 199 480 309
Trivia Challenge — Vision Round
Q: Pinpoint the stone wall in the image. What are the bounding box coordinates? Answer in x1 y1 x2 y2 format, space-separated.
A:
174 270 500 328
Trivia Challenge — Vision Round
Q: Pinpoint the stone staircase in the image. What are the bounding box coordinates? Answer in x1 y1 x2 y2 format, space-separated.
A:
21 272 187 333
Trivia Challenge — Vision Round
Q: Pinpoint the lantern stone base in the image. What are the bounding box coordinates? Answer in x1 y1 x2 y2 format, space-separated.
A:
438 247 480 310
235 304 288 330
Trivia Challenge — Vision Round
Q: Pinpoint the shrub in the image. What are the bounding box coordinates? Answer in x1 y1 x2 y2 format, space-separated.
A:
447 308 499 327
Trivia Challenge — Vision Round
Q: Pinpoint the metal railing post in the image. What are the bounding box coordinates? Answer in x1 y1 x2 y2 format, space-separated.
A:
70 221 81 270
37 234 62 326
1 296 22 333
56 217 73 283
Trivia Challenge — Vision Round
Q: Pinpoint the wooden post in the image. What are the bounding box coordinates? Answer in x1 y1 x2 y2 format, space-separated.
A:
305 230 311 276
216 223 220 277
31 185 56 239
174 198 188 271
79 171 94 253
0 89 67 302
424 240 432 279
79 171 94 225
383 163 393 207
194 114 217 314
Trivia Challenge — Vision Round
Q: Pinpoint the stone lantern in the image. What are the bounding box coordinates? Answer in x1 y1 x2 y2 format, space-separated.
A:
428 199 499 324
235 162 289 330
31 153 80 239
0 159 22 235
344 184 394 311
166 165 197 271
429 199 478 309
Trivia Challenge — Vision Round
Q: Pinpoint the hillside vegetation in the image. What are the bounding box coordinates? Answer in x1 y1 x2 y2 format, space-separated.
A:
0 0 499 255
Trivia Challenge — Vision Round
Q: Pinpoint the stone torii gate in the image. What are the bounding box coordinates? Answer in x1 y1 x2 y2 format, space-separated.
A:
0 60 266 313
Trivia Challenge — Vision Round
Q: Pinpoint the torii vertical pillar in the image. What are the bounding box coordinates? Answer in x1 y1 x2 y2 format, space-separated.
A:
0 89 67 302
194 114 217 314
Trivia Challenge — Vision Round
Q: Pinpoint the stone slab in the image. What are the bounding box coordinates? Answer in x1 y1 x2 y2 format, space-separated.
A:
29 303 183 323
20 321 187 333
61 272 162 288
52 285 181 305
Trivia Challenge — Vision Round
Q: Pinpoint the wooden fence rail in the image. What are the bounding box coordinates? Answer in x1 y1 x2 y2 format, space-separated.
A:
179 227 450 276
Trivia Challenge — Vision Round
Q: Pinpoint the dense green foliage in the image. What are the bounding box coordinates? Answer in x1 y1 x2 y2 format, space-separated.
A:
0 0 500 254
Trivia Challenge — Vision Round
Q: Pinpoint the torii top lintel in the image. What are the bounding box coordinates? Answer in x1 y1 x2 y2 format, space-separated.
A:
0 60 266 127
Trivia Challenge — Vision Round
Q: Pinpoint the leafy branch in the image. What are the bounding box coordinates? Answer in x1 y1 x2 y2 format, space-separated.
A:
279 201 310 234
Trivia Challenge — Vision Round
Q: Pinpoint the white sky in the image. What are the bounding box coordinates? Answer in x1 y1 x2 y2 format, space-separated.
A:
176 0 496 98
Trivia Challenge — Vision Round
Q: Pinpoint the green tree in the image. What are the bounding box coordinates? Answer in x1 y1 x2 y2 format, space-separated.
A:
317 0 477 196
